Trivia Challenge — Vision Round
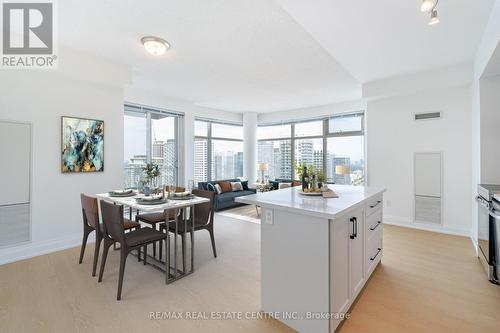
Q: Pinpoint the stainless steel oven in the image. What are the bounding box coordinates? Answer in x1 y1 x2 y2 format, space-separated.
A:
476 184 500 284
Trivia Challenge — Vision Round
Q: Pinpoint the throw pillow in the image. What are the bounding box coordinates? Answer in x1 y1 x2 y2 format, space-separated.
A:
230 181 243 191
219 181 232 193
215 184 222 194
207 183 216 192
241 180 249 190
292 181 301 187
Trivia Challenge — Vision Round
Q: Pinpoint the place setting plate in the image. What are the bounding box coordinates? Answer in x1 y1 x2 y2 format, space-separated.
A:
169 192 195 200
135 196 168 205
109 189 136 197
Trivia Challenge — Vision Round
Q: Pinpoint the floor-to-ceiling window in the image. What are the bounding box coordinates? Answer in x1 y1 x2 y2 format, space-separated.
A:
123 104 183 188
257 112 365 185
194 119 244 184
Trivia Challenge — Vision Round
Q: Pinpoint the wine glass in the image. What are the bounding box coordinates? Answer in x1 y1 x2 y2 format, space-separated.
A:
168 183 176 198
187 180 194 193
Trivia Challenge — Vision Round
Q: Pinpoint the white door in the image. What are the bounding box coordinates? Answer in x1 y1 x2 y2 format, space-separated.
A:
349 210 365 298
0 121 31 246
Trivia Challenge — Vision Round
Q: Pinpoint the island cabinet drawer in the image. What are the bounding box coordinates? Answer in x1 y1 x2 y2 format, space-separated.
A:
365 209 383 241
366 195 383 216
365 227 383 276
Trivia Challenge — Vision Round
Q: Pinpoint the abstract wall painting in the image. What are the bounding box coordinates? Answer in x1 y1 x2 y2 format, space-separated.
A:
61 116 104 173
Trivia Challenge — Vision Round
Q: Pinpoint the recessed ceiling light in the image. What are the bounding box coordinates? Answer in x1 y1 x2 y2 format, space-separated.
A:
420 0 435 12
141 36 170 56
429 10 440 25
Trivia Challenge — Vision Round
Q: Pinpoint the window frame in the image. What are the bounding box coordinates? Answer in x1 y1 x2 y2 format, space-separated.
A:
257 112 365 183
194 118 244 182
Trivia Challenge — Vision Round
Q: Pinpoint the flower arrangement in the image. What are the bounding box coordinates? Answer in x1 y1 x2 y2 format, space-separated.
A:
143 162 161 184
140 162 161 195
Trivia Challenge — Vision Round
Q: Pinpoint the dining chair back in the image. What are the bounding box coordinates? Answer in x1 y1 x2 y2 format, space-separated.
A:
100 200 126 244
161 189 217 266
165 186 186 193
135 186 185 259
81 194 99 229
79 194 103 276
192 189 215 228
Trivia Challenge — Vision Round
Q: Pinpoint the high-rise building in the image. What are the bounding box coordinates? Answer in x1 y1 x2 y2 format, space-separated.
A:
313 149 323 173
234 151 243 178
279 141 292 179
124 154 146 188
163 139 176 185
194 140 208 184
296 140 313 166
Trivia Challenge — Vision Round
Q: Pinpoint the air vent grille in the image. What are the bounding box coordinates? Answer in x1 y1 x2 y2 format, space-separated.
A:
415 112 441 120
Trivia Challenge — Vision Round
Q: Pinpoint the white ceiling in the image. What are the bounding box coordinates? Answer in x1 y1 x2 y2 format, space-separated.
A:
59 0 495 113
59 0 360 113
275 0 496 83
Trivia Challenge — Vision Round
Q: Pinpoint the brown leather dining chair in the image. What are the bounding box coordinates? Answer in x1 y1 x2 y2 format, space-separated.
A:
160 189 216 271
98 200 169 300
79 194 141 276
136 186 185 259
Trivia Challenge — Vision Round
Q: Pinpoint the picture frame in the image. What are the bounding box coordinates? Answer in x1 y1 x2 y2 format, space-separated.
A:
61 116 104 173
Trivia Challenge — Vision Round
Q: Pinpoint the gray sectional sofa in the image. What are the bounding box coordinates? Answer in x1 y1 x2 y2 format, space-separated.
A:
197 179 256 211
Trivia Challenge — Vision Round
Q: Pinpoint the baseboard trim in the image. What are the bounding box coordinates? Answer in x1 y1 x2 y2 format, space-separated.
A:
470 231 479 256
383 215 469 237
0 233 94 266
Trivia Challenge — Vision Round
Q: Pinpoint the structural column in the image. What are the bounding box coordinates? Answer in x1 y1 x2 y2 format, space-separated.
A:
243 112 258 184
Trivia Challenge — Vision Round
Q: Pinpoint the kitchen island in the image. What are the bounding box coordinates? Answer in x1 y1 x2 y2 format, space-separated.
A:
235 185 385 333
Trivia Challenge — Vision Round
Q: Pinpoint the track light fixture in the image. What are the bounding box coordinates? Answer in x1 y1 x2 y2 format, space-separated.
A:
420 0 440 25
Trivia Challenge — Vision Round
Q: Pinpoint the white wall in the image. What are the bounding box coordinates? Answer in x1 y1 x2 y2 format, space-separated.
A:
367 86 473 236
363 63 472 100
0 48 130 264
124 87 243 185
479 76 500 184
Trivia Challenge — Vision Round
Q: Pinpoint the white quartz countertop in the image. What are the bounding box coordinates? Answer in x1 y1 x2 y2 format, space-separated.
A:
235 185 385 219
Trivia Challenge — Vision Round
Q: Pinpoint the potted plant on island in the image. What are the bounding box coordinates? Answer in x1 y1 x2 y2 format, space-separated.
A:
295 161 308 191
317 169 326 189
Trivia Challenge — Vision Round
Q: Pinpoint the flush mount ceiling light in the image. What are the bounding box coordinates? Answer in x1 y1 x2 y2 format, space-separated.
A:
420 0 440 25
420 0 435 12
141 36 170 56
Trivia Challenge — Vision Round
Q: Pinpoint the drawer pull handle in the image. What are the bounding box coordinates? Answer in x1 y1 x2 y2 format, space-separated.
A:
369 201 381 209
370 248 382 261
349 217 356 239
369 221 382 231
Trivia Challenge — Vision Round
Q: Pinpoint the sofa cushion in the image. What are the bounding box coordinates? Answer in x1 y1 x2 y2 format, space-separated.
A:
207 183 216 192
219 181 232 193
231 181 243 191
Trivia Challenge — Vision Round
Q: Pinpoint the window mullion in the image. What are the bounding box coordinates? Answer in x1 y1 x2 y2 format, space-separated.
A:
146 111 152 163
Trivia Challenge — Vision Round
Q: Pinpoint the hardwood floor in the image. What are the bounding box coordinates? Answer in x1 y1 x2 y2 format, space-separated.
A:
0 217 499 333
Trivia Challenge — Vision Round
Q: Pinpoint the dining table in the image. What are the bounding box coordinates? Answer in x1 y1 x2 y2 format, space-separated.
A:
96 191 210 284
